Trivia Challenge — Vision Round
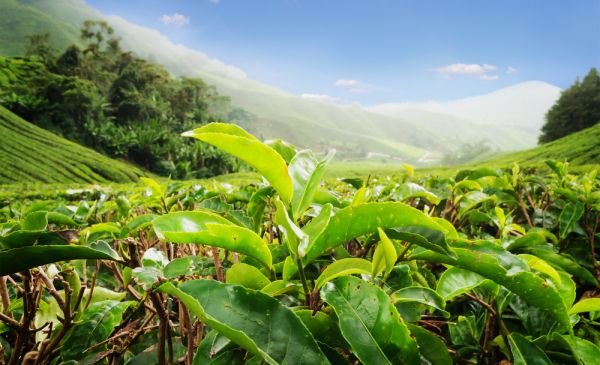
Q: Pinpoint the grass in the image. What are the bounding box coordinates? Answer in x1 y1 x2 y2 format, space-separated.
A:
0 105 147 184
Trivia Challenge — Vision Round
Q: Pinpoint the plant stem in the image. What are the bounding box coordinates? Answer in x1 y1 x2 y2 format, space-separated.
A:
516 191 533 227
397 242 414 262
296 257 311 306
0 276 10 314
584 209 600 279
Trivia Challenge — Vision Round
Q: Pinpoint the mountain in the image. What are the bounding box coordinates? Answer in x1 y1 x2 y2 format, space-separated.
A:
0 105 146 184
369 81 562 147
0 0 562 164
0 0 81 56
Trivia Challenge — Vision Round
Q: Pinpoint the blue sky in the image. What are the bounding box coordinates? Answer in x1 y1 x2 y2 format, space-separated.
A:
86 0 600 105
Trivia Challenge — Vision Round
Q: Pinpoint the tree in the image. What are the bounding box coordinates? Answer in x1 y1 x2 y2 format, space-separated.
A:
539 68 600 143
24 32 56 66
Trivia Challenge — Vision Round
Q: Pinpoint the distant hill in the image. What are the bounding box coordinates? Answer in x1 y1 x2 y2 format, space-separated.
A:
0 105 146 184
0 0 81 56
369 81 562 147
0 0 562 164
422 122 600 176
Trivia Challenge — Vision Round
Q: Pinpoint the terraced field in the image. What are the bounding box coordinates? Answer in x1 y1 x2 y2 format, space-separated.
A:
0 105 146 184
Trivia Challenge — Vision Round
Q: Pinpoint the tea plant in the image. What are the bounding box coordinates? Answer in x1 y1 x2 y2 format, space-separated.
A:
1 123 599 364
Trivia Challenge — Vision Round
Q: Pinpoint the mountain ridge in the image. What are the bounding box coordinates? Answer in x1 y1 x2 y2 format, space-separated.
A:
0 0 563 164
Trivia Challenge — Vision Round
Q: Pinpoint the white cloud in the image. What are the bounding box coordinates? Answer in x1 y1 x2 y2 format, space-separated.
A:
335 79 359 87
506 66 518 74
480 74 500 81
434 63 499 81
300 93 342 104
335 79 372 93
159 13 190 27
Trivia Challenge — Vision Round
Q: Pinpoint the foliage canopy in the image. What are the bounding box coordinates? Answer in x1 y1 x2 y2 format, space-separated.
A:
539 68 600 143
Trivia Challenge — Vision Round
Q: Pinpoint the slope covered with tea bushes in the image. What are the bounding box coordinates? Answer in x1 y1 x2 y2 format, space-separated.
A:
422 122 600 177
0 105 146 184
485 122 600 167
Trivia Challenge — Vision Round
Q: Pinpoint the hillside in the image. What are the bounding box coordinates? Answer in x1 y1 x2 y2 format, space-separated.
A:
0 0 81 56
478 122 600 167
0 105 146 184
422 123 600 176
0 0 562 164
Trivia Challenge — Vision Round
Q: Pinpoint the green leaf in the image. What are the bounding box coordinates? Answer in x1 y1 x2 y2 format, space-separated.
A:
260 280 301 297
371 228 397 280
554 333 600 365
183 123 293 205
517 254 562 284
391 287 448 317
153 211 272 270
141 247 169 268
0 243 121 276
289 150 335 220
132 267 162 289
61 300 133 360
304 202 451 265
559 202 584 240
411 240 572 333
351 187 370 206
508 333 552 365
140 177 166 197
506 232 548 251
120 214 156 238
522 247 598 286
226 263 271 290
294 309 348 348
22 211 50 230
247 187 274 232
394 183 440 205
320 276 420 365
282 256 297 282
274 198 308 259
406 324 452 365
314 258 372 290
569 298 600 315
495 206 506 231
164 257 194 278
385 225 456 259
302 204 333 244
436 267 492 301
265 139 297 163
193 330 234 365
158 280 329 365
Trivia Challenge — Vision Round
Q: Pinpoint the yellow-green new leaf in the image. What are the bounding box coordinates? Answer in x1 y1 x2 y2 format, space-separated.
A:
569 298 600 315
274 198 308 258
288 149 335 220
153 211 272 270
372 228 397 280
314 258 372 289
517 254 561 284
183 123 293 205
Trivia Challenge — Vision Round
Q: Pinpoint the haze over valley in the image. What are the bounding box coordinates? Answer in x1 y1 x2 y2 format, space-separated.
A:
1 0 566 165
